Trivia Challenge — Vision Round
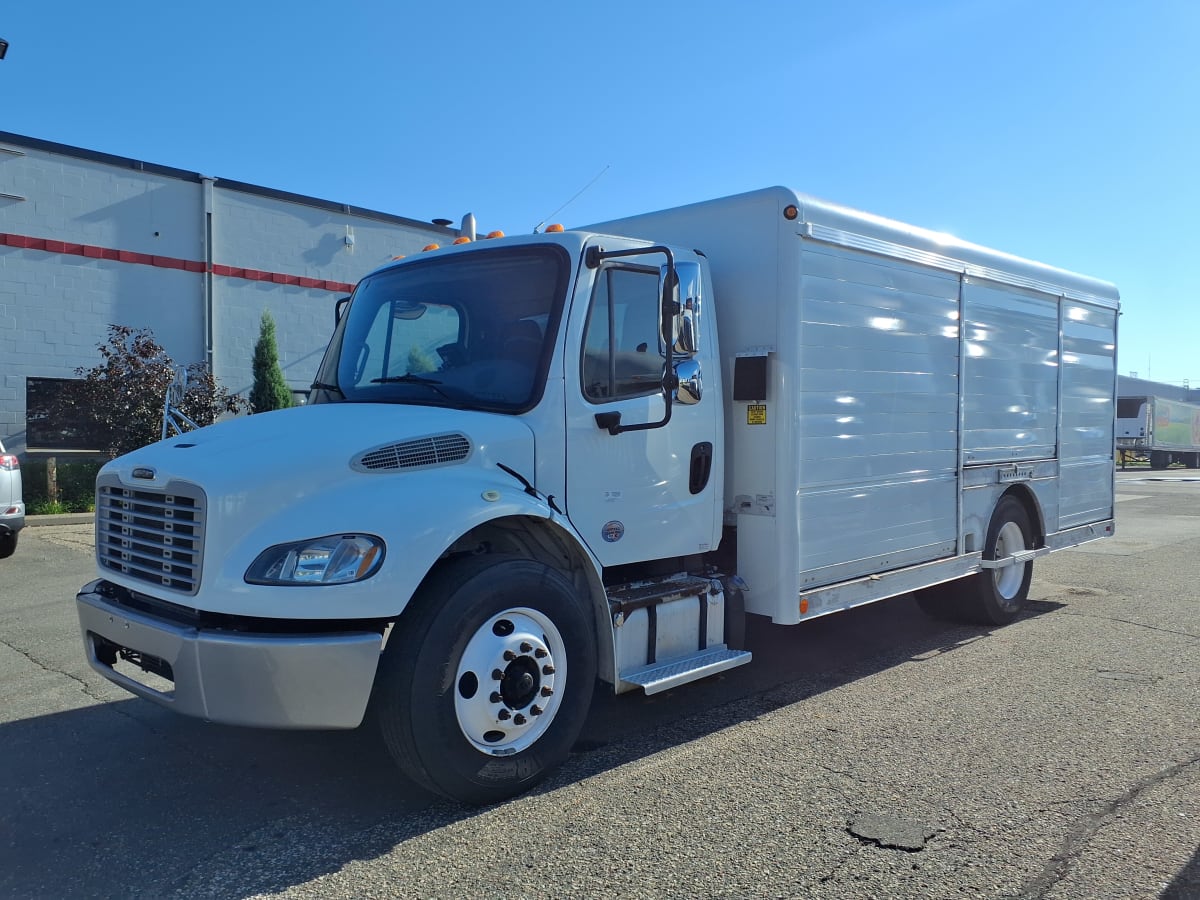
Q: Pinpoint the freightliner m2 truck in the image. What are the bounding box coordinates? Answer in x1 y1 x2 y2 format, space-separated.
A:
1116 395 1200 469
77 188 1120 804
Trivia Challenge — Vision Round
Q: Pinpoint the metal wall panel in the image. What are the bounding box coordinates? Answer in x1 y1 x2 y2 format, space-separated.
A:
962 281 1059 462
794 245 960 581
1059 302 1117 527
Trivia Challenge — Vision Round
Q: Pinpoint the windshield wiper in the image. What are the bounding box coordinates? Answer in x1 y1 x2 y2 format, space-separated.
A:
372 373 443 385
310 380 344 398
371 373 454 401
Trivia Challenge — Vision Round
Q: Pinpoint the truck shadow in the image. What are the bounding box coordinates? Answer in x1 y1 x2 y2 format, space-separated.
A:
0 592 1062 898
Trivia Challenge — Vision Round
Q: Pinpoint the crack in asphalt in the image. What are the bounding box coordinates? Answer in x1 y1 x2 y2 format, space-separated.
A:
1016 754 1200 899
0 635 108 704
1058 610 1200 641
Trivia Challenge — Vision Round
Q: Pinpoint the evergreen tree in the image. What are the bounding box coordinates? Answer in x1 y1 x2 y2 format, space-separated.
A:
250 310 295 414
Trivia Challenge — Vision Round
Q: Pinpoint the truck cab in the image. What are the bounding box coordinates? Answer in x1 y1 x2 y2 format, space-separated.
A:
78 228 744 805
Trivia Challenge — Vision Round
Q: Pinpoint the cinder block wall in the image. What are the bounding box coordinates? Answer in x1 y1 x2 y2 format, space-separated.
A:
0 132 455 452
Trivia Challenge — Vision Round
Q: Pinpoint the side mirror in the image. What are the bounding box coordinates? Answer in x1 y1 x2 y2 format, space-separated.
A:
334 295 351 325
659 261 702 356
674 357 703 405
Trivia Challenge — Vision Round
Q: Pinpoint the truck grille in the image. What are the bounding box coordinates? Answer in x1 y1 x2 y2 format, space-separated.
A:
96 475 206 595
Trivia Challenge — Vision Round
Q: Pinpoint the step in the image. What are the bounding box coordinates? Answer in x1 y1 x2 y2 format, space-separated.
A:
621 646 752 695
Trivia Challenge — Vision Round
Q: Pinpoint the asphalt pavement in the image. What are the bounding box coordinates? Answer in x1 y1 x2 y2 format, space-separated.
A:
0 473 1196 899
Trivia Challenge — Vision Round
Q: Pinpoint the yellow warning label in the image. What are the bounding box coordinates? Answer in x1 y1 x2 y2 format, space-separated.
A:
747 404 767 425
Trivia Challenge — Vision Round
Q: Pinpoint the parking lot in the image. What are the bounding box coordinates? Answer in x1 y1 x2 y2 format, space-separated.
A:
1 472 1197 899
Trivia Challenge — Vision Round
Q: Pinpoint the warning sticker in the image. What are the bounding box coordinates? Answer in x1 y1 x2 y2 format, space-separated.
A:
747 404 767 425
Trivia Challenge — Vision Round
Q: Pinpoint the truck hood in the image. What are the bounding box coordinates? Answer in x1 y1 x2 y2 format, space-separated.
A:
96 403 542 618
102 403 537 498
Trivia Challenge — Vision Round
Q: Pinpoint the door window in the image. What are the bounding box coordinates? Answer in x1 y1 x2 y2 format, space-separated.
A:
581 266 662 402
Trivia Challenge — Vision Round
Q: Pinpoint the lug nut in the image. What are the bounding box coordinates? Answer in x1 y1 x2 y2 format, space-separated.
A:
535 648 548 658
503 650 516 661
519 642 532 653
542 664 555 675
513 714 527 725
531 705 543 716
490 692 502 704
540 686 554 697
498 709 511 720
491 669 504 680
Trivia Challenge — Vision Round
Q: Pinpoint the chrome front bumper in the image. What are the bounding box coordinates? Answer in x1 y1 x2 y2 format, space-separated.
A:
76 582 383 729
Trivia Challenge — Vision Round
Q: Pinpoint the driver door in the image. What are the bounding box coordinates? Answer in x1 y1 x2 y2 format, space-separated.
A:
563 241 721 567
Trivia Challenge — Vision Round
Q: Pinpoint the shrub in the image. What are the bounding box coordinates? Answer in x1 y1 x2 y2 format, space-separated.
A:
74 324 246 457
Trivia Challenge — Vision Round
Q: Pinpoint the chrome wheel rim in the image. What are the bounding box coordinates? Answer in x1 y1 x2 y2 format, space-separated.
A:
454 607 565 755
992 521 1027 604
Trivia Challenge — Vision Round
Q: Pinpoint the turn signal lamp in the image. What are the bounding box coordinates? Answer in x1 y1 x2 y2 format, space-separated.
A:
422 243 440 252
799 597 809 615
452 236 472 245
545 223 565 233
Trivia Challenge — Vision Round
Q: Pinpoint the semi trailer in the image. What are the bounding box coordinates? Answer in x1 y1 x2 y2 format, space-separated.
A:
1116 395 1200 468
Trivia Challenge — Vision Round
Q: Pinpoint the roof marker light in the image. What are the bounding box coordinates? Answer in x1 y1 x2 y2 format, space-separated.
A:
545 223 564 233
452 236 472 245
422 243 440 252
391 254 406 260
485 230 505 239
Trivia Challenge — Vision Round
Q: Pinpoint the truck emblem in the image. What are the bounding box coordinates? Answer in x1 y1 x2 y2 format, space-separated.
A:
601 520 625 542
132 467 156 480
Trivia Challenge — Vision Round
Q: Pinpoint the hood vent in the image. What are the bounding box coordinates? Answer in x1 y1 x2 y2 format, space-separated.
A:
352 433 472 473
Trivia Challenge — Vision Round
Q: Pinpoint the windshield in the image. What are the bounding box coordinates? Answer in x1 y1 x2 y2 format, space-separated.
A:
314 244 570 412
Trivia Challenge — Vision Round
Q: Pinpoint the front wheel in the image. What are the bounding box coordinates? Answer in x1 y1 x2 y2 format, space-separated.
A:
375 555 596 805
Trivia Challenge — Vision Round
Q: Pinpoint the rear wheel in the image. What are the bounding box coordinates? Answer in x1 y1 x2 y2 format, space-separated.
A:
1150 450 1169 470
375 555 596 805
0 531 16 559
917 496 1034 626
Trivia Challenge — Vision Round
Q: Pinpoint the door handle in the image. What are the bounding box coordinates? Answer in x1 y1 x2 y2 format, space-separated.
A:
689 442 713 495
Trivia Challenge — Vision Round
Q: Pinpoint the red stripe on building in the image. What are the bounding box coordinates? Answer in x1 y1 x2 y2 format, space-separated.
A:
1 232 356 294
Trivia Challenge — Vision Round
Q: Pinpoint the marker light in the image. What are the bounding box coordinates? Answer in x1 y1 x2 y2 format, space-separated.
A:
422 243 440 252
485 230 505 239
783 205 799 221
545 223 564 233
452 236 472 245
391 255 406 260
245 534 385 586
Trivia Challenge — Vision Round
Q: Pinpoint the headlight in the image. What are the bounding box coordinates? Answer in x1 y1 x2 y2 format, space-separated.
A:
245 534 385 586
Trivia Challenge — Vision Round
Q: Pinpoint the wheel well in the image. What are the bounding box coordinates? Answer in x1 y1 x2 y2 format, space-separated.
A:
999 484 1045 547
402 516 614 684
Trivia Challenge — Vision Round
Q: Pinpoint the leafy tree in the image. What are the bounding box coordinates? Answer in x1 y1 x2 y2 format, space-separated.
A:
75 324 247 457
250 310 295 414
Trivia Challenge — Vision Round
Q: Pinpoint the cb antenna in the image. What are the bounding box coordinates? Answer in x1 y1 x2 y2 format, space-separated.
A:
533 164 610 233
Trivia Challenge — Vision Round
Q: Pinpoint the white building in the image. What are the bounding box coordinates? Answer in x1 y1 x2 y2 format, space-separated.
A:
0 131 459 453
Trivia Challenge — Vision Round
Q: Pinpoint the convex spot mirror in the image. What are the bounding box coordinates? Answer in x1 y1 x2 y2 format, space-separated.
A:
658 260 702 356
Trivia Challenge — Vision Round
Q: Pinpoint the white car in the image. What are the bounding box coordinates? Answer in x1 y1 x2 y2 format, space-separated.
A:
0 439 24 558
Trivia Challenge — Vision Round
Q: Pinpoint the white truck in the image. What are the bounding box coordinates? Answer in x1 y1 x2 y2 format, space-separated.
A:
76 187 1119 804
1116 395 1200 469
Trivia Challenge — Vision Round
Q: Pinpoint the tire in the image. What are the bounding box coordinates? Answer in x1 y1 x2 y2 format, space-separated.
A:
916 496 1034 626
1150 450 1169 470
0 531 16 560
374 555 596 805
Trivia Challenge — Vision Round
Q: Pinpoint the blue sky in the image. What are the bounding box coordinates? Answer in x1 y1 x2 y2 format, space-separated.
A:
2 1 1197 386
